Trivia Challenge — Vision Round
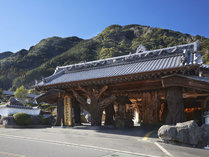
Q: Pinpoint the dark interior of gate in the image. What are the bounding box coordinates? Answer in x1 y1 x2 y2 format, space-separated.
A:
36 81 209 127
103 75 209 127
35 41 209 127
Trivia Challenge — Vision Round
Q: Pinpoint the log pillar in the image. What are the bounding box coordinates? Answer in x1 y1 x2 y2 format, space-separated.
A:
89 98 103 126
116 96 132 118
55 98 64 126
203 96 209 111
74 105 81 124
73 99 81 124
105 104 115 126
115 96 133 128
142 91 161 124
166 87 185 125
63 96 73 126
71 86 116 126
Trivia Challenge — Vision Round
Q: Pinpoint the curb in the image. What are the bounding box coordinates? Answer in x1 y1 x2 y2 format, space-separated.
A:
0 125 50 128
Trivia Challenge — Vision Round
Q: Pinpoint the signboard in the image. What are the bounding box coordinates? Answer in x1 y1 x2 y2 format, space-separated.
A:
64 96 72 126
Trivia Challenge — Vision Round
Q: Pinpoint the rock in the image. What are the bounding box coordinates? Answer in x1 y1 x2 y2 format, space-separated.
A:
2 116 16 125
158 125 177 141
176 121 202 145
200 124 209 146
158 120 202 146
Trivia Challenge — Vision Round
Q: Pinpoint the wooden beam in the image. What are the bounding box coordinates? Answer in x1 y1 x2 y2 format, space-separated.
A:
97 85 108 99
99 95 117 109
162 75 209 92
71 88 89 111
183 93 209 98
78 86 91 97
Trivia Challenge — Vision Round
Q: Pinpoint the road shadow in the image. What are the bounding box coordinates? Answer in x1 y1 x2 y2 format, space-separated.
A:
72 123 161 139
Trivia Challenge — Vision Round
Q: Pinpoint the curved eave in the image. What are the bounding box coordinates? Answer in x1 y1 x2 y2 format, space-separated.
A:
36 65 199 90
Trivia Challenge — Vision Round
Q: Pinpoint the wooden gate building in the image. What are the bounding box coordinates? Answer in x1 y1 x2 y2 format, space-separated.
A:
35 41 209 126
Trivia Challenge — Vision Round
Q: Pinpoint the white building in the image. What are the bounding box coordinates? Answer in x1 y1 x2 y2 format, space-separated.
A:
0 97 40 117
0 105 40 116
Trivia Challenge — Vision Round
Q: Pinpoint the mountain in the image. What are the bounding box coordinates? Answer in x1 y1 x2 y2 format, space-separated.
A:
0 51 13 60
0 36 82 89
0 24 208 90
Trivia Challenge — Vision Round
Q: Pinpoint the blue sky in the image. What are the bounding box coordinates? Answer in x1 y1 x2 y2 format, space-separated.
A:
0 0 209 52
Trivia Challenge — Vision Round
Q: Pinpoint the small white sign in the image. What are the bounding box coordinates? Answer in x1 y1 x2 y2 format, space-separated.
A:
87 98 91 104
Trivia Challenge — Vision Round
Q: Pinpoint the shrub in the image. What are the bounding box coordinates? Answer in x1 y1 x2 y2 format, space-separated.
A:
38 115 47 125
13 112 32 125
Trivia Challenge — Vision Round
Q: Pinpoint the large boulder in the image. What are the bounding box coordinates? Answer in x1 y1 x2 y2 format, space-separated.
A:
158 120 202 146
200 124 209 146
158 125 177 141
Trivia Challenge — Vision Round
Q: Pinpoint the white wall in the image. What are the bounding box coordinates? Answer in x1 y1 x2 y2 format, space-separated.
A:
0 107 40 116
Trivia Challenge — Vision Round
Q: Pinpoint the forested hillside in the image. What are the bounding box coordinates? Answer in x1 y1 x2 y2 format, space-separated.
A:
0 24 208 90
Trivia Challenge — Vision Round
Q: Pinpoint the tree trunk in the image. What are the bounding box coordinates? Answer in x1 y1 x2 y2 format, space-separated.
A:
142 91 161 124
71 86 116 126
166 87 185 125
90 110 102 126
74 103 81 124
55 98 64 126
105 104 115 126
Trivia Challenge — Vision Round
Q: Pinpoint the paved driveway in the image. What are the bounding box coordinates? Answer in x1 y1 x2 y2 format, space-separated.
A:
0 126 208 157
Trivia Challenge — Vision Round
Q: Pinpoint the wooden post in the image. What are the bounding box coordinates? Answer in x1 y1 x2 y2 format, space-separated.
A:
64 96 72 126
71 86 116 126
114 96 134 128
203 96 209 111
55 98 64 126
73 101 81 124
105 104 115 126
166 87 185 125
141 91 161 124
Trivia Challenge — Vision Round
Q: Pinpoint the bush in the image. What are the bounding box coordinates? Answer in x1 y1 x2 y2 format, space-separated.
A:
13 112 32 125
38 115 47 125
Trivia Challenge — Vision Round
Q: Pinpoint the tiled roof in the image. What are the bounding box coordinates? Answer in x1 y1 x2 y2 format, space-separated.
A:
0 105 33 110
37 41 203 88
201 64 209 70
2 90 38 98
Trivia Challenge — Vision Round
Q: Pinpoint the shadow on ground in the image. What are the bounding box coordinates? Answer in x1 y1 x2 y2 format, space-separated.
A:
72 123 161 139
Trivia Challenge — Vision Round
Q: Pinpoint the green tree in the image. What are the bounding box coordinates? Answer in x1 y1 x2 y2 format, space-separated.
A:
14 85 28 104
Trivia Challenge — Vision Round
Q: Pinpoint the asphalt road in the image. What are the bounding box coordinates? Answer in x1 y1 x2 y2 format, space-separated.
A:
0 126 208 157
